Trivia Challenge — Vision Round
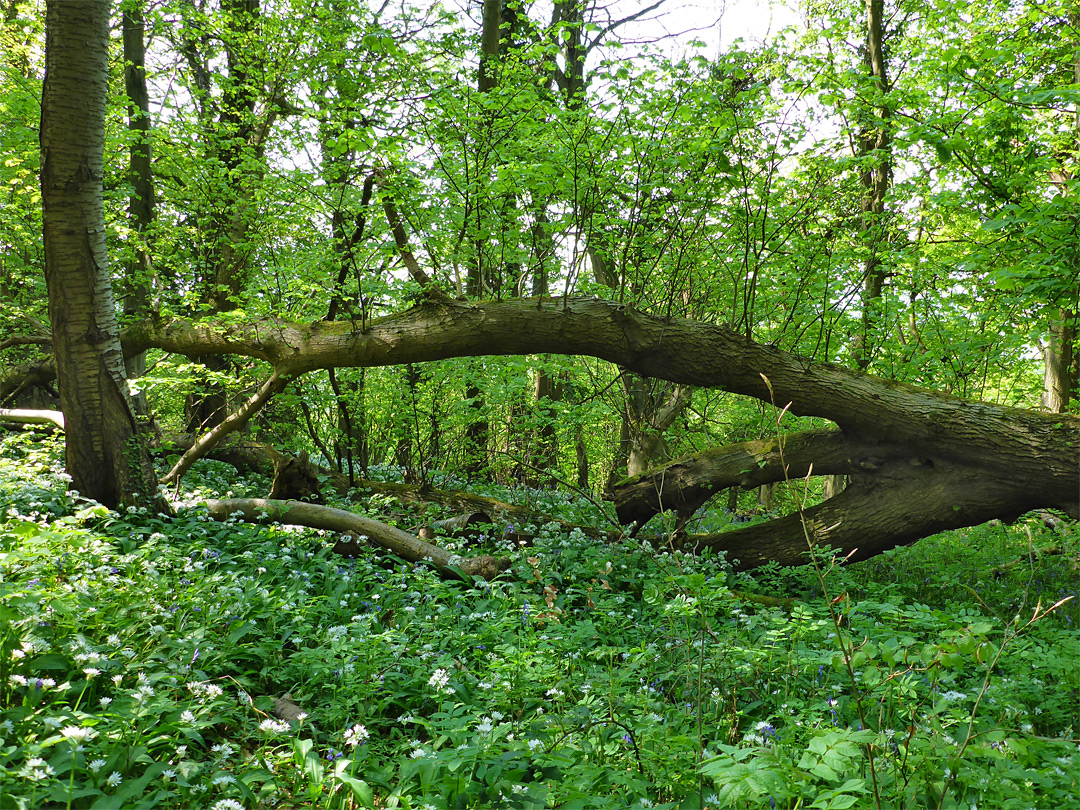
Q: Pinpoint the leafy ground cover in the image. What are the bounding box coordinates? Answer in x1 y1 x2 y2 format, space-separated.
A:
1 431 1077 809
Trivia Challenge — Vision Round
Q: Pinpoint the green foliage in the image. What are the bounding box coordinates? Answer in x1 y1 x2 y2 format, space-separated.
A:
1 434 1076 809
3 0 1078 802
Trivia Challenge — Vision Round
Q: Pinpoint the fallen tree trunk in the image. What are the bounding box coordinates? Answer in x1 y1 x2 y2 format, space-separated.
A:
0 408 65 430
165 435 616 541
612 429 906 527
122 296 1077 568
682 458 1029 570
202 498 512 581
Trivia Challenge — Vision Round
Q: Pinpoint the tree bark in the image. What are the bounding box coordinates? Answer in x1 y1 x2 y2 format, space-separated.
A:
162 372 290 486
181 0 268 434
0 408 65 431
40 0 160 509
612 428 920 525
127 296 1079 564
1040 28 1079 412
202 499 511 581
120 0 156 418
852 0 893 371
1042 310 1077 412
622 375 692 477
684 458 1027 570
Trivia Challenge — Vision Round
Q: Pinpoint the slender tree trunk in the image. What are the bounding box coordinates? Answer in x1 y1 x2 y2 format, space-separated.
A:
461 0 515 478
478 0 501 94
185 0 263 433
575 422 589 490
552 0 586 108
852 0 893 371
1042 310 1077 412
838 0 893 490
530 209 563 474
1040 28 1079 412
40 0 159 509
121 0 155 418
822 474 846 499
622 374 692 477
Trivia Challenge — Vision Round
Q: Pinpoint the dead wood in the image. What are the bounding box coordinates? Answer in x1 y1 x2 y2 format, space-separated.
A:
0 408 65 431
202 498 512 581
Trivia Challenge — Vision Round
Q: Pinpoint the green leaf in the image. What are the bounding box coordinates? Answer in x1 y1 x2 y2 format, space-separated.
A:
334 766 374 807
292 738 325 786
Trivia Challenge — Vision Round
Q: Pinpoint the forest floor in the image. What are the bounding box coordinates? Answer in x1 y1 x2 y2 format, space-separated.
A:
1 430 1077 810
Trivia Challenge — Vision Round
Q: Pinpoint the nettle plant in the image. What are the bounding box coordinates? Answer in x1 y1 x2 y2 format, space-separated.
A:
0 432 1077 809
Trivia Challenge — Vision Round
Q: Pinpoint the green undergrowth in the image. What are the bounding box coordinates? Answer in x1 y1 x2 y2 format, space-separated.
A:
0 432 1077 809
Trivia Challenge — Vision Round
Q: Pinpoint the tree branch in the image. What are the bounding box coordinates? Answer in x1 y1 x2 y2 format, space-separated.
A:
162 371 290 486
612 428 913 526
685 460 1032 570
378 176 448 300
0 335 52 350
202 498 511 581
0 408 65 430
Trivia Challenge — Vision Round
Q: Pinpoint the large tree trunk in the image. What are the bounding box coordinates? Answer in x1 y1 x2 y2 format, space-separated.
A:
129 297 1079 568
40 0 159 509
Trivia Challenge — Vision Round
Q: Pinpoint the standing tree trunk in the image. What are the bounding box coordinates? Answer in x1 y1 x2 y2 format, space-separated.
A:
461 0 517 478
826 0 894 496
1040 26 1079 413
852 0 893 371
40 0 159 509
181 0 267 434
1042 310 1077 412
121 0 155 418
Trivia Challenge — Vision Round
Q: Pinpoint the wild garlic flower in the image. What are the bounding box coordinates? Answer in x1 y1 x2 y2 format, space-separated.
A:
427 668 450 692
344 723 370 746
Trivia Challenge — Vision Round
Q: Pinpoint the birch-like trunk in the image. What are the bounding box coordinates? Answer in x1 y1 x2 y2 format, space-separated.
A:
40 0 159 508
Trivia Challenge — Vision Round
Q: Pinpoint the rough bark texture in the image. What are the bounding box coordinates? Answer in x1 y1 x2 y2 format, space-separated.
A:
202 498 511 581
127 296 1079 565
40 0 160 509
1041 311 1077 412
683 458 1026 570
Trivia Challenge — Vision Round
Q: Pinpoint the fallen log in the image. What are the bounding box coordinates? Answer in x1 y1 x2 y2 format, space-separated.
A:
202 498 512 581
166 434 617 542
0 408 65 431
611 429 912 528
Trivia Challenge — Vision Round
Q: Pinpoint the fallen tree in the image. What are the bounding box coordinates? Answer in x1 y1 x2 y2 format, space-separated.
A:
120 296 1078 569
163 435 615 541
0 408 65 431
0 417 618 550
202 498 511 581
